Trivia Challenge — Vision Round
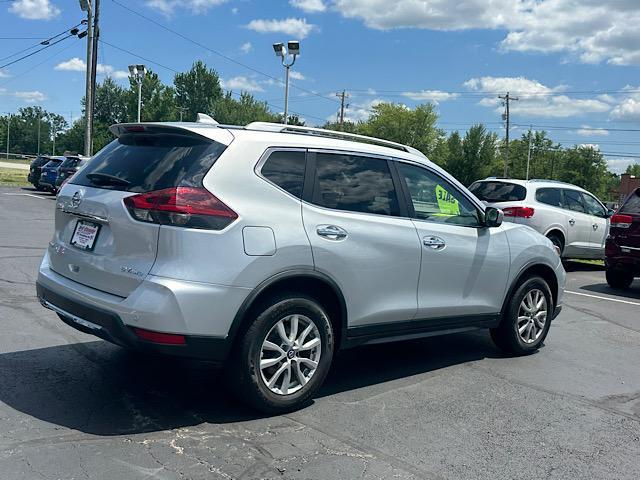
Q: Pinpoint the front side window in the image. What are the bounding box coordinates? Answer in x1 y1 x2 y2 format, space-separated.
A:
311 153 400 216
581 192 606 217
535 188 562 207
397 162 480 226
563 189 586 213
261 150 306 198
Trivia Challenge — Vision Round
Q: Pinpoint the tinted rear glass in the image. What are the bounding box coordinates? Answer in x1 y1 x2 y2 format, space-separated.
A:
535 188 562 207
469 181 527 202
71 130 226 192
620 189 640 214
43 159 62 168
59 157 79 168
31 157 50 167
261 150 305 198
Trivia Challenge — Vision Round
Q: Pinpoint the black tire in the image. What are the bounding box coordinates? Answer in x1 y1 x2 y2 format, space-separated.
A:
228 293 334 414
547 233 564 256
491 276 553 355
606 269 634 290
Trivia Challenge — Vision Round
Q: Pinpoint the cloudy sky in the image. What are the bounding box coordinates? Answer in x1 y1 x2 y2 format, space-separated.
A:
1 0 640 172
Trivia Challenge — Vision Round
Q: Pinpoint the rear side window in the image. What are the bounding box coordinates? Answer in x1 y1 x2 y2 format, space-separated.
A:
72 129 226 192
620 189 640 214
261 150 306 198
469 181 526 202
535 188 562 207
311 153 400 216
563 189 586 213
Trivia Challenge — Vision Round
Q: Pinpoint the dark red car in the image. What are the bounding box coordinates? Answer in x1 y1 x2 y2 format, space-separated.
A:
606 187 640 289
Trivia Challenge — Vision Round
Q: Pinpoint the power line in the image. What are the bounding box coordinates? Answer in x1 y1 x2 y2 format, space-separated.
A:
0 34 77 69
513 123 640 132
99 39 329 123
108 0 340 106
0 22 84 63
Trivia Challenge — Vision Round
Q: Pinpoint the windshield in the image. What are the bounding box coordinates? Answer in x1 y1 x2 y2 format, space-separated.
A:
469 181 527 202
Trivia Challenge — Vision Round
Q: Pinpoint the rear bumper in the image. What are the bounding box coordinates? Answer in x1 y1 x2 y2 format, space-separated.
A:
606 254 640 276
37 252 251 362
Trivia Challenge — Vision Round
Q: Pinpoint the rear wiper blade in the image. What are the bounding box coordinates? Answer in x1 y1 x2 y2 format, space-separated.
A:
86 172 131 187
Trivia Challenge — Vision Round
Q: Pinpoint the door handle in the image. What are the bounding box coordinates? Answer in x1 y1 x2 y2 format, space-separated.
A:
316 225 347 240
423 236 446 250
569 219 575 226
593 224 598 230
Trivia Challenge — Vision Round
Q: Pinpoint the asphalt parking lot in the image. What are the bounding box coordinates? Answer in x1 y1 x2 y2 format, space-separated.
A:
1 185 639 480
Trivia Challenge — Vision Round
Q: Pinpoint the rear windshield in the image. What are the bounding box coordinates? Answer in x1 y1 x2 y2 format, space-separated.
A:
43 159 62 168
620 189 640 214
71 129 227 192
59 157 80 168
31 157 50 167
469 181 527 202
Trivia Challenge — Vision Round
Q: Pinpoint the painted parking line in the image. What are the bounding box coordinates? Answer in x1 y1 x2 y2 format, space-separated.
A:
566 290 640 307
2 193 48 200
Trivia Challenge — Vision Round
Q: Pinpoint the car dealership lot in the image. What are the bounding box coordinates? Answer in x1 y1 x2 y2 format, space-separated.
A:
1 186 639 480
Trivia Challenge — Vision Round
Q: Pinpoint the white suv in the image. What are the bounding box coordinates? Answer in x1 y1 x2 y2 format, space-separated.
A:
37 119 565 412
469 178 613 260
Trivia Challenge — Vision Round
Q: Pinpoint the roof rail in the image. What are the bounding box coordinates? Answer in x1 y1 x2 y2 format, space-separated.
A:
244 122 426 158
528 179 575 186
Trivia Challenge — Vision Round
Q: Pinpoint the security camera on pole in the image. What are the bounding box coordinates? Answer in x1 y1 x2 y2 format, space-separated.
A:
128 64 146 123
272 41 299 125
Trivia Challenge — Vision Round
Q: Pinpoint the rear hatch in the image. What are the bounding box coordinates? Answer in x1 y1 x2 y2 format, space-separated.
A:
610 188 640 257
49 124 231 297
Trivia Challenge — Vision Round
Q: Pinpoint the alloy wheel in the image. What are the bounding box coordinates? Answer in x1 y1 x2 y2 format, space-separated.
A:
259 314 322 395
517 289 547 344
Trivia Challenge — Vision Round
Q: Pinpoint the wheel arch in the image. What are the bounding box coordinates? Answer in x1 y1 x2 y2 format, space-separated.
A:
228 269 348 352
544 228 565 249
501 262 559 317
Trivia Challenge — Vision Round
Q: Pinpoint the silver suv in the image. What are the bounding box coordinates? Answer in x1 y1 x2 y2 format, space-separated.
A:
37 119 565 412
469 178 613 260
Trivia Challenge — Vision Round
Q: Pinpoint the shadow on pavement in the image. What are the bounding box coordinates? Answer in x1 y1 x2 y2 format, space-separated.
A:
562 260 605 272
0 331 501 436
580 282 640 300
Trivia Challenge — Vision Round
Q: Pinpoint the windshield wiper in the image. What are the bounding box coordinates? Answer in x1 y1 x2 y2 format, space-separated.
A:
86 172 131 187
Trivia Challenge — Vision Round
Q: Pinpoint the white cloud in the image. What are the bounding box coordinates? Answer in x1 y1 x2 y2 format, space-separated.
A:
575 125 609 136
231 7 238 14
401 90 459 103
0 70 9 78
332 0 640 66
55 57 128 80
221 76 264 92
146 0 226 16
239 42 252 54
326 98 385 123
289 71 306 81
607 158 638 174
465 76 611 118
290 0 326 13
246 18 317 39
9 0 60 20
609 86 640 121
14 90 46 103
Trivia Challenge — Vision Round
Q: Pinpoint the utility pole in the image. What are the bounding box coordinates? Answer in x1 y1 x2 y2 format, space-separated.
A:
88 0 100 155
336 90 349 130
81 0 93 157
37 113 41 156
5 113 9 160
498 92 518 178
177 106 187 122
526 125 533 180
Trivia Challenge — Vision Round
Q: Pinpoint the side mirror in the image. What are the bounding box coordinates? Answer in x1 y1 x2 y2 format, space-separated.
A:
484 207 503 227
605 209 615 218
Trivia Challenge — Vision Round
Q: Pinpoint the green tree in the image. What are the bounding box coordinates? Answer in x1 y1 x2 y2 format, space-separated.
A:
558 146 609 198
214 92 279 125
357 103 444 157
447 124 497 186
174 61 223 121
625 163 640 176
94 77 129 125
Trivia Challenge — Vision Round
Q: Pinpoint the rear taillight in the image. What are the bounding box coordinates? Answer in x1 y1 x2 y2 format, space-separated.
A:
610 214 633 228
503 206 535 218
124 186 238 230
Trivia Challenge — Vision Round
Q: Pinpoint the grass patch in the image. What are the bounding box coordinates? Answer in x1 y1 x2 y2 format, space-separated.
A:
0 158 31 165
0 168 30 187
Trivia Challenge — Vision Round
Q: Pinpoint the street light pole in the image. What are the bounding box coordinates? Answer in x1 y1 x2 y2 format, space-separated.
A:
272 41 299 125
128 64 146 122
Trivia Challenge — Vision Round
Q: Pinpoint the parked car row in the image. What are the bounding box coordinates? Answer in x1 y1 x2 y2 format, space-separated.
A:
469 178 613 260
28 155 89 194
